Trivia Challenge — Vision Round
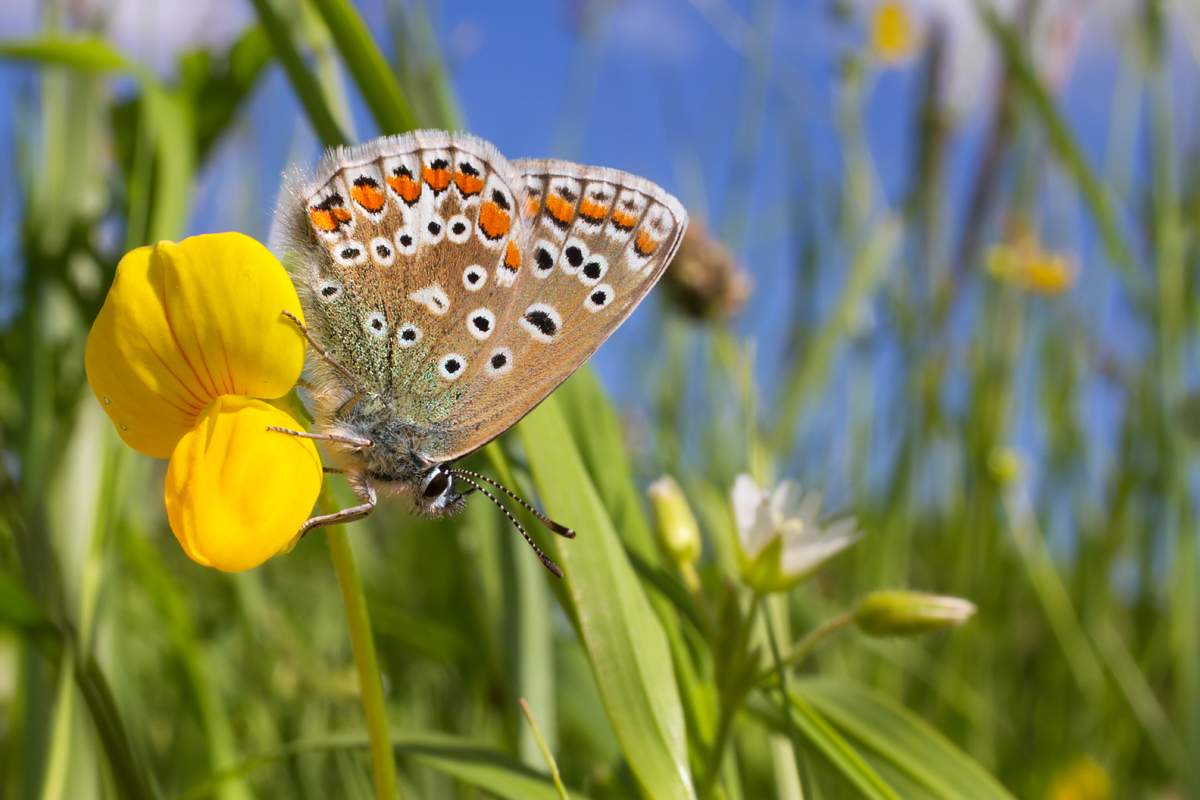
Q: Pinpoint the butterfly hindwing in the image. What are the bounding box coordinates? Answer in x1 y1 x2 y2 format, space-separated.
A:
282 132 687 464
424 159 688 460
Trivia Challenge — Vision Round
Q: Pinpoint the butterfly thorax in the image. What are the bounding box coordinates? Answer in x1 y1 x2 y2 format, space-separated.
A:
317 393 466 517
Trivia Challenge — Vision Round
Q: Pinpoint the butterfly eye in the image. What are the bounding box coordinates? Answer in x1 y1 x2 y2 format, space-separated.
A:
397 323 422 347
423 469 451 499
438 353 466 381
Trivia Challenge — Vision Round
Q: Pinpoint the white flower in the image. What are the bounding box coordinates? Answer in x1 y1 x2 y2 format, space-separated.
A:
731 475 860 593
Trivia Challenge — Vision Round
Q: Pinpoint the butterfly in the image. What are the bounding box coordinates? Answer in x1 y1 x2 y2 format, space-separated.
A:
274 130 688 576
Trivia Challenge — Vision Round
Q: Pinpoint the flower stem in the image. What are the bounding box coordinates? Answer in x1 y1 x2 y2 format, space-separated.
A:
324 492 398 800
760 609 856 683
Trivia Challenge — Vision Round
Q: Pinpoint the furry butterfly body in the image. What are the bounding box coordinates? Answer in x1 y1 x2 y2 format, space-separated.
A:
277 130 687 571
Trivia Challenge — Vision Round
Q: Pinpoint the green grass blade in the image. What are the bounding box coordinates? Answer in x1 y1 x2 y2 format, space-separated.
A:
793 677 1017 800
0 36 129 71
180 732 592 800
982 6 1140 298
308 0 417 135
518 396 696 800
751 694 900 800
249 0 347 147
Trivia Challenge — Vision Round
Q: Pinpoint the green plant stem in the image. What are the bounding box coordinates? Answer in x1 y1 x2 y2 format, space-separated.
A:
699 592 762 800
519 698 570 800
323 492 398 800
764 610 856 681
308 0 416 135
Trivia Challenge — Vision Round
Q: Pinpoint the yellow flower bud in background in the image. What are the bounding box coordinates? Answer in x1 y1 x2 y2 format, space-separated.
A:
648 474 702 567
988 446 1023 486
870 0 917 65
1044 756 1111 800
854 590 976 637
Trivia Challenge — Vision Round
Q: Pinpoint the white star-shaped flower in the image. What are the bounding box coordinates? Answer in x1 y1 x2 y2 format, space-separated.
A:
731 475 860 593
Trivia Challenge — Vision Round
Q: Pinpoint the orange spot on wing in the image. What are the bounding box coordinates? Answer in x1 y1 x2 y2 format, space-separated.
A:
505 240 521 270
546 194 576 225
635 229 659 257
579 197 608 222
523 197 540 218
611 209 638 230
309 208 338 231
478 201 512 240
388 173 421 203
351 181 386 213
423 165 451 191
455 171 484 195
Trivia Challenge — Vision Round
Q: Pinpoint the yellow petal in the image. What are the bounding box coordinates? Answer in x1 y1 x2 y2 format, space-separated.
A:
86 233 306 458
164 395 322 572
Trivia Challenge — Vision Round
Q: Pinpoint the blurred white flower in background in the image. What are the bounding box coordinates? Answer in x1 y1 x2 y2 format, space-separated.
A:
2 0 252 74
861 0 1088 118
731 474 860 594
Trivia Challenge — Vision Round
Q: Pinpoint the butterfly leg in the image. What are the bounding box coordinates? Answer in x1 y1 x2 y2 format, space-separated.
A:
266 426 373 448
299 481 377 536
282 310 367 391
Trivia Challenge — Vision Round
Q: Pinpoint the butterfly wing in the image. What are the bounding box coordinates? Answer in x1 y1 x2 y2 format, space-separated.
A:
282 131 530 429
423 159 688 460
281 133 687 463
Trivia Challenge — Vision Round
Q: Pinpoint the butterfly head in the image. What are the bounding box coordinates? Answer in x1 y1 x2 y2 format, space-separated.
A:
323 395 466 518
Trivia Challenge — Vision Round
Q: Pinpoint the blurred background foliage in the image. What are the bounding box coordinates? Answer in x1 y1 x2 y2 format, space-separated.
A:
1 0 1199 798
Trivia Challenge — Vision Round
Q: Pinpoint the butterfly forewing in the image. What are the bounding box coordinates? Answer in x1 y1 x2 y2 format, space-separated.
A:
282 131 687 464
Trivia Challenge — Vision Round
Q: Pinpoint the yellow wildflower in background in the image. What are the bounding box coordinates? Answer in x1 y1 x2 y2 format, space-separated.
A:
986 233 1076 295
870 0 917 65
86 233 322 571
1044 756 1111 800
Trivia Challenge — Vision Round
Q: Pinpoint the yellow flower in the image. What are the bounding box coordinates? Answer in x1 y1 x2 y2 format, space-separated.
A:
86 233 321 571
986 234 1076 295
1044 756 1110 800
870 0 917 65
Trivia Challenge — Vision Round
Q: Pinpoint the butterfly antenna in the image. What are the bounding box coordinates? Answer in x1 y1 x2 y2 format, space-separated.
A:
448 469 576 538
450 473 564 579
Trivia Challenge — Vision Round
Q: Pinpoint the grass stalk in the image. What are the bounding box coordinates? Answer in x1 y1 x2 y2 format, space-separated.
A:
323 490 399 800
519 698 570 800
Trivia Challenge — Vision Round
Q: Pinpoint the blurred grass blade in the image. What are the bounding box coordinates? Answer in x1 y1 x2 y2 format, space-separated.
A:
308 0 417 134
249 0 347 147
793 677 1017 800
0 36 129 71
141 85 195 242
518 396 696 800
982 6 1139 298
752 693 899 800
181 732 592 800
